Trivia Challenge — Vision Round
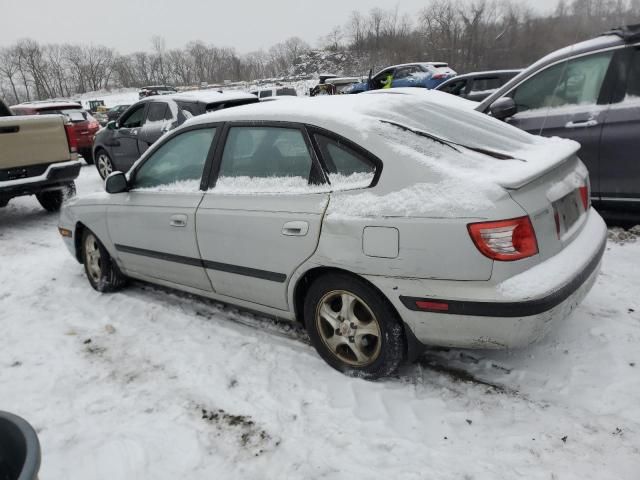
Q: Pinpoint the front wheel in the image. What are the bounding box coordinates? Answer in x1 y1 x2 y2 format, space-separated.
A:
304 273 406 379
82 229 127 292
95 150 114 180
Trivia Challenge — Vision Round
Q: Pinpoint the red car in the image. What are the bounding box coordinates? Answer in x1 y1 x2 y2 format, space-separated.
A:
11 101 101 164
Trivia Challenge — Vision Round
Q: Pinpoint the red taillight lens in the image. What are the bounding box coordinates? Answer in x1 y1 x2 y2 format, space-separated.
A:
64 123 78 153
432 73 446 79
579 185 589 211
415 301 449 312
89 120 100 130
467 216 539 261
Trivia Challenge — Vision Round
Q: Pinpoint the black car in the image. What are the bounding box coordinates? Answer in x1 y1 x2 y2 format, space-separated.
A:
138 85 178 99
93 91 259 178
435 70 521 102
477 24 640 220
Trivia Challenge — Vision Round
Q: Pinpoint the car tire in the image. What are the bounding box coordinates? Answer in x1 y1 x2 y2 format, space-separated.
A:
81 229 127 292
35 183 76 212
80 148 94 165
95 149 114 180
304 273 406 379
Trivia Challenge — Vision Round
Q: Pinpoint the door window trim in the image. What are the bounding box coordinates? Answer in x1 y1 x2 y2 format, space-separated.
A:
306 125 384 189
127 123 223 191
206 121 328 191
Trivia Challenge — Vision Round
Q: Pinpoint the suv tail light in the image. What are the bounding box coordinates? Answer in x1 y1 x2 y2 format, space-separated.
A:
64 123 78 153
432 72 447 79
467 216 539 261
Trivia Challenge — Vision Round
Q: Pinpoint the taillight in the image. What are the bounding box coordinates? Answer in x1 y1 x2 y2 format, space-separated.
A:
467 216 539 261
432 73 446 79
88 120 100 130
64 123 78 153
579 185 589 211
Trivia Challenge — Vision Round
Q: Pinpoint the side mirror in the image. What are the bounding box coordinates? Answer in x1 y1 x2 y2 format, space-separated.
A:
107 120 117 130
0 411 41 480
105 171 128 194
489 97 517 120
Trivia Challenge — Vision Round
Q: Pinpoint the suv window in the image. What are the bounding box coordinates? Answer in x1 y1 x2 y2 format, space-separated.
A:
512 51 613 112
259 90 273 98
315 134 377 190
120 104 146 128
470 77 503 93
133 128 216 191
394 66 422 79
146 102 168 123
625 48 640 99
216 127 314 192
440 79 467 95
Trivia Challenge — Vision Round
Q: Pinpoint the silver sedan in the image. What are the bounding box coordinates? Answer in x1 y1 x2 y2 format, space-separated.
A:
59 89 607 379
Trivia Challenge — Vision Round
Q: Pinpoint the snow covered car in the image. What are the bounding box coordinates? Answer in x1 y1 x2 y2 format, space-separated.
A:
348 62 457 94
58 89 607 379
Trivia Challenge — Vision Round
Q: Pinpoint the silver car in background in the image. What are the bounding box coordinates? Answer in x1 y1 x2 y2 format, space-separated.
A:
59 89 607 379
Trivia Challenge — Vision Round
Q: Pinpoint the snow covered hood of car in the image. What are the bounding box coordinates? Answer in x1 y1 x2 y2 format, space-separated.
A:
187 89 580 189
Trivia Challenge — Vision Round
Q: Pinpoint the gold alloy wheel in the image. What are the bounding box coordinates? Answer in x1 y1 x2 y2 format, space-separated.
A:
315 290 382 367
84 233 102 284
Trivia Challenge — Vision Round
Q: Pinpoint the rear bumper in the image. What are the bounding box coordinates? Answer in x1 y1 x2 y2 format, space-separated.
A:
0 160 81 198
366 209 607 349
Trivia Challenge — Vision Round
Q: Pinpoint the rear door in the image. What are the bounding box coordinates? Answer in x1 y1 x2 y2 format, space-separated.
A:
503 49 618 197
196 123 329 311
598 45 640 208
107 126 218 291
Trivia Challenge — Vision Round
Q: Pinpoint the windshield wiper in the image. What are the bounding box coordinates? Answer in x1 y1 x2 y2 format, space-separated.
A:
380 119 523 162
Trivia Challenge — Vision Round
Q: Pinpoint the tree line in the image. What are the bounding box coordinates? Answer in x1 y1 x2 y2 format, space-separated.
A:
1 0 639 105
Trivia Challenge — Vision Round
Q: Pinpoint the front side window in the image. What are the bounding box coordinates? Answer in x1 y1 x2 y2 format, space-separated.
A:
440 79 467 95
259 90 273 98
132 128 216 191
215 126 314 193
512 51 613 112
315 134 377 190
120 105 146 128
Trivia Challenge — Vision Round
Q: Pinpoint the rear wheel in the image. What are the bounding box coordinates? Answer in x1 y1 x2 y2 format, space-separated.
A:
35 183 76 212
80 148 94 165
304 273 406 379
82 229 127 292
95 149 114 179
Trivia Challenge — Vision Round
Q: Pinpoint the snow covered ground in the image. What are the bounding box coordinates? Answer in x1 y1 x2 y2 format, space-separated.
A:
1 166 639 479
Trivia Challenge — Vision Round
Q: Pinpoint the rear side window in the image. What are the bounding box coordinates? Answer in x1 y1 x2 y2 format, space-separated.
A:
276 88 296 96
215 127 314 193
440 79 467 95
625 48 640 99
146 103 168 123
314 134 377 190
470 77 502 93
133 128 216 191
512 51 613 112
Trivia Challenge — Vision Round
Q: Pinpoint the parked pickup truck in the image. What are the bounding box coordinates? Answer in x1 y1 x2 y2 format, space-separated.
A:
0 98 81 212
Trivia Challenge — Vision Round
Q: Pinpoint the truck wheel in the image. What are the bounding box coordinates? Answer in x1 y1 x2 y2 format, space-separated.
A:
80 148 94 165
304 273 406 379
95 149 114 179
35 183 76 212
82 229 128 292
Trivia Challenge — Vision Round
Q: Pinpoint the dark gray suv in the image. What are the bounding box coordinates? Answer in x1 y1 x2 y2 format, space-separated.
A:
478 25 640 219
92 91 258 178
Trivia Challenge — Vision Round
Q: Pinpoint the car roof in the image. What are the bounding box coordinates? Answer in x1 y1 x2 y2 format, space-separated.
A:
376 62 448 73
146 90 257 104
11 101 82 110
442 69 522 81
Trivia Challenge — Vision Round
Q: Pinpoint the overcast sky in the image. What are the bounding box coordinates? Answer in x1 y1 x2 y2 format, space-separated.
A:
1 0 559 53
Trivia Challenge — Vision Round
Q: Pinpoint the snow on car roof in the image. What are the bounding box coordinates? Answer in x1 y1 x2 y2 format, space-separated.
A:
162 90 257 104
11 101 82 110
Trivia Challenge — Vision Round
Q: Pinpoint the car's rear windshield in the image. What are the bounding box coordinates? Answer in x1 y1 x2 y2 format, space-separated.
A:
205 98 259 112
40 108 88 122
0 101 11 117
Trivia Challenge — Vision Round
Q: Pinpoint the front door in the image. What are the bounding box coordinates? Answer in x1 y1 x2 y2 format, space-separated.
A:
107 126 218 292
196 124 329 310
112 103 147 169
504 49 617 197
599 45 640 208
